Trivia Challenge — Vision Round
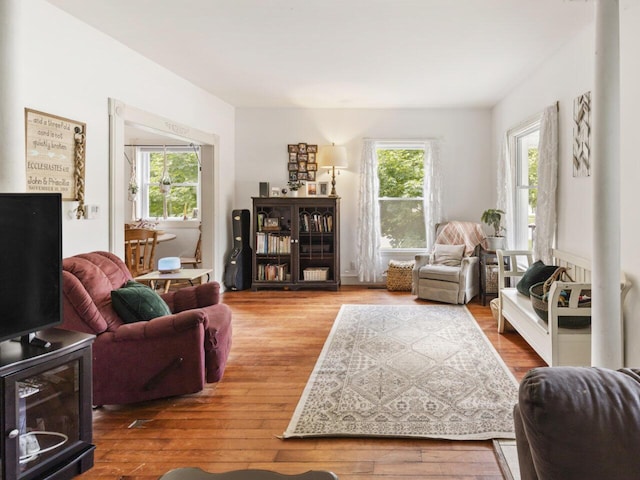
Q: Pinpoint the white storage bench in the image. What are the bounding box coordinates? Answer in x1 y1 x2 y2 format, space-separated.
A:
496 249 629 367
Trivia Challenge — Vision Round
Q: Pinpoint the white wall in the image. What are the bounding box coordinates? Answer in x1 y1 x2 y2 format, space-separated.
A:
620 1 640 366
0 0 235 282
493 3 640 366
492 24 595 258
235 108 493 281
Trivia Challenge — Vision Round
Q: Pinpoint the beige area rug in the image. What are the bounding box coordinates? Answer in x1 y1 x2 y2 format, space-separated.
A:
283 304 519 440
493 439 521 480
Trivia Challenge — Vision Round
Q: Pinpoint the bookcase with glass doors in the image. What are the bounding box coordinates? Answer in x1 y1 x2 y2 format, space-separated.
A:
252 197 340 291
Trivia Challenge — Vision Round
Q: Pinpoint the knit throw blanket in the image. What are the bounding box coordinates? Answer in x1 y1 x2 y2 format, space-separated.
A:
436 221 487 256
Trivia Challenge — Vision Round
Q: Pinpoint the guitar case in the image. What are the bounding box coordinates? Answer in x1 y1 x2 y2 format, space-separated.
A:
223 209 252 291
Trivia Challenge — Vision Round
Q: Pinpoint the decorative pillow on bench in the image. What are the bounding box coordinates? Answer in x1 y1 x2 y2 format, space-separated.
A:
516 260 559 297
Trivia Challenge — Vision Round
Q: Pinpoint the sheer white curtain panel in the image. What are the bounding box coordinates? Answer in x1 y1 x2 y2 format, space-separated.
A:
497 134 515 249
534 104 559 263
423 141 443 249
356 139 383 282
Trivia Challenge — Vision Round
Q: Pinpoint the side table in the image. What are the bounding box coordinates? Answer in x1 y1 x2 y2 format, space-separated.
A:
135 268 212 293
479 249 500 306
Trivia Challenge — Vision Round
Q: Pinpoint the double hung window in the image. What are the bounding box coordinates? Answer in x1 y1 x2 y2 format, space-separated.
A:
135 146 200 220
510 123 540 250
376 143 426 250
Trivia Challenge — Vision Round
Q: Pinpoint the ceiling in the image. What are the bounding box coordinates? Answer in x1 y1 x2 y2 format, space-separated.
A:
46 0 594 109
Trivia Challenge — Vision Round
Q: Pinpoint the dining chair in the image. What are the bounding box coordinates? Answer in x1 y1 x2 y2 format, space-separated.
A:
180 226 202 268
158 468 338 480
124 228 158 277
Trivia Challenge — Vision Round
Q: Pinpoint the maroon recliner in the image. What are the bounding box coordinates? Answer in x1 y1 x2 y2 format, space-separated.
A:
61 251 232 405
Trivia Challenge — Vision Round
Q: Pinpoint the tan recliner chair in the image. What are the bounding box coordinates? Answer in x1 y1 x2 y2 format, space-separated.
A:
412 221 486 304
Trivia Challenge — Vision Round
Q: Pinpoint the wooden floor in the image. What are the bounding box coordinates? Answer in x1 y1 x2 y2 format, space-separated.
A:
82 287 544 480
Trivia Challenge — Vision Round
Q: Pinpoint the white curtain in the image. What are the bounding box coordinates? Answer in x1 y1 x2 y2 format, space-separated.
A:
497 134 515 249
534 104 559 263
356 139 383 282
422 141 443 248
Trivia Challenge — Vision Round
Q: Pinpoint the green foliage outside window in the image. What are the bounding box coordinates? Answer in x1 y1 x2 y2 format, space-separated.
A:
148 151 199 218
528 147 538 211
377 149 426 248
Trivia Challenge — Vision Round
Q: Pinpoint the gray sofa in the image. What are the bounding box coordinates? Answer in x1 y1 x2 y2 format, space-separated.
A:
515 366 640 480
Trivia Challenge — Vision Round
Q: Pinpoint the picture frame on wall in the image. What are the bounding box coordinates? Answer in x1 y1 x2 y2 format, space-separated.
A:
287 143 318 183
25 108 86 202
307 182 317 196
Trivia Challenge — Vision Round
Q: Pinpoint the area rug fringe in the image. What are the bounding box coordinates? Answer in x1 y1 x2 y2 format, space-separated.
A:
283 304 518 440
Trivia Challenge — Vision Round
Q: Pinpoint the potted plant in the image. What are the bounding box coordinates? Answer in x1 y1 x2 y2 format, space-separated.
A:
287 180 304 197
481 208 505 250
127 180 138 201
159 175 171 195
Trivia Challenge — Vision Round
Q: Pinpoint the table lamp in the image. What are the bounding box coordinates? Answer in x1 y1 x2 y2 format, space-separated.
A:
318 143 348 197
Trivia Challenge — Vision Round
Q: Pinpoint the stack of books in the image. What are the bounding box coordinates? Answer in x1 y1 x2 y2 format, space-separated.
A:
257 263 289 281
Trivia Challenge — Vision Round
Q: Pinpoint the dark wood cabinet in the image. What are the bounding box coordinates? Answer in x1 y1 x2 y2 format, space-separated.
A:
0 329 95 480
252 196 340 291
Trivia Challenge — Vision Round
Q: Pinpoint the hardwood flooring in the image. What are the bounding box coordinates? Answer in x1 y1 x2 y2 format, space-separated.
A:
81 287 544 480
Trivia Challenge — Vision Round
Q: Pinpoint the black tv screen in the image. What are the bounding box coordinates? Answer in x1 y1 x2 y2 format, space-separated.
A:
0 193 62 344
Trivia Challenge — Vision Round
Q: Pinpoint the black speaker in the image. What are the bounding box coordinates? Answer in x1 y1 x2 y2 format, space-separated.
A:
224 209 252 291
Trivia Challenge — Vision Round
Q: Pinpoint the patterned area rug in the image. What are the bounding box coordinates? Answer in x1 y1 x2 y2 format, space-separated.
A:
283 304 519 440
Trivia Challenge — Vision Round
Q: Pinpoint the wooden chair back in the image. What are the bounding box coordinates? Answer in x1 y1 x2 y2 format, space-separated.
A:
124 228 158 277
181 227 202 268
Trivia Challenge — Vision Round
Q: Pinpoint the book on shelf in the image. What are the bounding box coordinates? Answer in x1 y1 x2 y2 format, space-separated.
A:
255 232 291 254
299 212 333 233
256 262 289 281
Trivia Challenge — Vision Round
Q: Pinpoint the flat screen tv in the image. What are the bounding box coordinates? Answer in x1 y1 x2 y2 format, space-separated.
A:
0 193 62 347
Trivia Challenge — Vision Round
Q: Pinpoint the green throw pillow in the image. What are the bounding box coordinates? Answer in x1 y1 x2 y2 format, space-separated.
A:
516 261 559 297
111 281 171 323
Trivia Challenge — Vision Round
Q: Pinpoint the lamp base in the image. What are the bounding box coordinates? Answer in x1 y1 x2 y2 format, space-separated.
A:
329 166 338 197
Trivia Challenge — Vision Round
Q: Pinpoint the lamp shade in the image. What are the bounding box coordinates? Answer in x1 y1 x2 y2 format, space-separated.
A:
318 144 348 169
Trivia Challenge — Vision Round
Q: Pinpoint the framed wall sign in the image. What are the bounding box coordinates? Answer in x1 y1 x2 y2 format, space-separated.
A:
25 109 86 212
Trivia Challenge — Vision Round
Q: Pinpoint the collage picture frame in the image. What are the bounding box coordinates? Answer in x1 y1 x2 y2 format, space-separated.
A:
288 143 318 183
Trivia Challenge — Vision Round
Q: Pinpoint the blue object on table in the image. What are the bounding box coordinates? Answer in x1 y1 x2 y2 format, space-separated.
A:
158 257 180 273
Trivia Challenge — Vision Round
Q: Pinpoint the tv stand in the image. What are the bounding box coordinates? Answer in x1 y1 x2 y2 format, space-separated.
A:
19 332 52 348
0 328 95 479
